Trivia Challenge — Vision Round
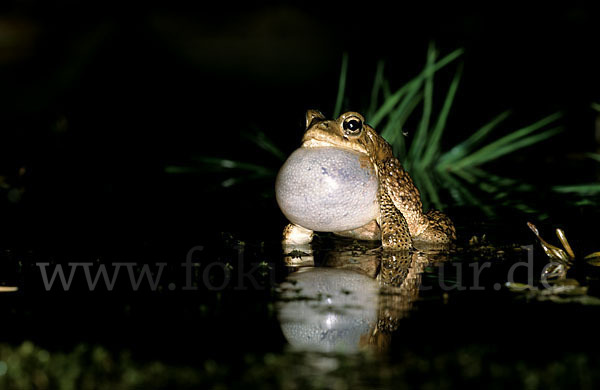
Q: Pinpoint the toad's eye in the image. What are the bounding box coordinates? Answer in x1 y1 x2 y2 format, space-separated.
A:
343 117 363 134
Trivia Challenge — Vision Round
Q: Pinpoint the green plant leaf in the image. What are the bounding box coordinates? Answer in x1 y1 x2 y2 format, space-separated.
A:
244 130 287 161
553 184 600 195
438 111 511 167
382 91 423 160
221 173 272 188
241 130 287 161
448 112 562 170
367 60 386 118
416 166 443 210
379 80 423 152
407 43 437 169
587 153 600 163
370 48 464 127
333 53 349 118
189 157 275 175
422 63 463 166
392 91 424 159
466 167 534 192
438 170 495 215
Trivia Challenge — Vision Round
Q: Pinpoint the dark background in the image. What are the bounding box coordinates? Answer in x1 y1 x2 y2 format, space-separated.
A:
0 1 598 251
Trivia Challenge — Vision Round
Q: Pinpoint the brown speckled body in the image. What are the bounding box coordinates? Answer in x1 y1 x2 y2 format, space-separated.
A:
282 110 456 250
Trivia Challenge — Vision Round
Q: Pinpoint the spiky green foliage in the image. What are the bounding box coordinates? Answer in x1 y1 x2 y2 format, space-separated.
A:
553 153 600 197
355 45 562 210
555 104 600 197
165 129 283 189
166 45 565 214
333 53 349 118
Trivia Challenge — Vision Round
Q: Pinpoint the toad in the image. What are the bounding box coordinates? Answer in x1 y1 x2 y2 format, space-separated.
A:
276 110 456 250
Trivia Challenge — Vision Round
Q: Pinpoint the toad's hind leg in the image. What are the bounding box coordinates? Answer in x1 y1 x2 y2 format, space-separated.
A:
379 188 413 250
415 210 457 243
378 155 455 244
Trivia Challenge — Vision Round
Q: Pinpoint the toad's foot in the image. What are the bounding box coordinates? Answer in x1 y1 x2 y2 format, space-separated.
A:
414 210 456 244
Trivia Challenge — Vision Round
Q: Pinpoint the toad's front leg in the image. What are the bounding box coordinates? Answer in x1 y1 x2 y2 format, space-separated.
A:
282 223 315 267
333 220 381 241
282 223 314 245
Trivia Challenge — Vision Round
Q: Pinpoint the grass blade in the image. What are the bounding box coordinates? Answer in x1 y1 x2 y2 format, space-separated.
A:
188 156 275 175
367 60 385 118
587 153 600 163
242 129 287 161
451 167 477 184
382 79 391 100
422 63 463 166
333 53 349 118
467 167 534 191
553 184 600 195
407 43 436 168
381 91 423 160
477 111 562 150
451 126 563 169
164 165 205 174
393 91 423 131
370 48 464 127
438 170 495 216
380 78 423 147
446 112 562 169
438 110 511 166
221 173 270 188
417 166 443 210
370 80 412 128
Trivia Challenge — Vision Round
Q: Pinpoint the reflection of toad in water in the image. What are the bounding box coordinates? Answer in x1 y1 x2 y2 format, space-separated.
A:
277 243 448 353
